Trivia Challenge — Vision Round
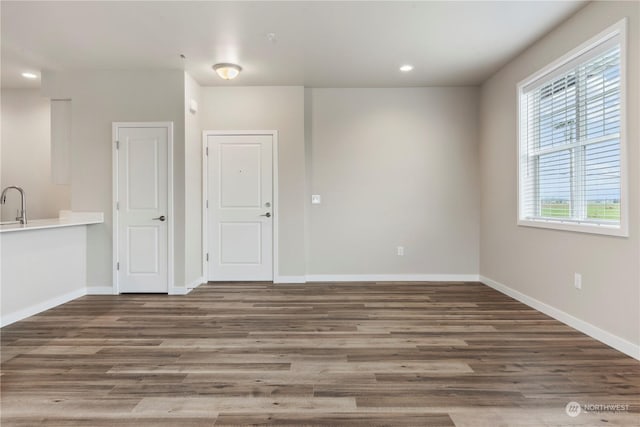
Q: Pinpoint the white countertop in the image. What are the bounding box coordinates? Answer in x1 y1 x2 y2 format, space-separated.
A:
0 212 104 233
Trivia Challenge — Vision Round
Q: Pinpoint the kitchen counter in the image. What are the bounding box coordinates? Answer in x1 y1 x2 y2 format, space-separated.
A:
0 211 103 233
1 211 104 326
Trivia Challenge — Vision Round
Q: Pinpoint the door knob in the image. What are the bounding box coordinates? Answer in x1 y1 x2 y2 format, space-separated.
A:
260 212 271 218
152 215 166 221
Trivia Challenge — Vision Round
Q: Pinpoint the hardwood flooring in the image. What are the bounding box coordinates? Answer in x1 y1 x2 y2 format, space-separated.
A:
1 281 639 426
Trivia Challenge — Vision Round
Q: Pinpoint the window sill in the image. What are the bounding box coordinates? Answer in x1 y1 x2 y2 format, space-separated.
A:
517 218 628 237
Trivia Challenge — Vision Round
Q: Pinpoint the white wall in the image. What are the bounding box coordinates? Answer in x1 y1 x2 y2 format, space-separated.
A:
201 86 307 277
306 88 479 277
479 1 639 349
0 89 70 220
41 71 187 291
196 86 480 280
184 73 203 286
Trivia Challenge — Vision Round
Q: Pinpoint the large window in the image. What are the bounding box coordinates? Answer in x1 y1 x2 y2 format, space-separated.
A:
518 20 627 236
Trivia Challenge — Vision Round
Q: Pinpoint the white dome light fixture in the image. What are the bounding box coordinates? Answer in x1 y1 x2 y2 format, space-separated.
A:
399 64 414 72
21 72 38 79
212 63 242 80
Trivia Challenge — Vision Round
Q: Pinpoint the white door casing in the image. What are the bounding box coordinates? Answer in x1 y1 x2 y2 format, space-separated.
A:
113 123 173 293
204 132 276 281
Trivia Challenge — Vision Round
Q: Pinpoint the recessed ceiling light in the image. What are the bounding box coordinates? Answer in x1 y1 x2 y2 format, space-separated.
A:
399 65 414 72
21 72 38 79
212 63 242 80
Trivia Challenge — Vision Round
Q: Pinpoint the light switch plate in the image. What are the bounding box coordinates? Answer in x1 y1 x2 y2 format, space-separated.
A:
311 195 321 204
189 99 198 113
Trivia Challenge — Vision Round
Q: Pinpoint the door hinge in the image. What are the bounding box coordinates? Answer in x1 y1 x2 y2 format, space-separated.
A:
206 253 209 262
116 262 120 270
206 146 209 156
116 140 120 149
206 200 209 209
116 201 119 210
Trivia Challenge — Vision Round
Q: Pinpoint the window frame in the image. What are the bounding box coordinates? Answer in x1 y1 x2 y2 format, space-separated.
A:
517 18 628 237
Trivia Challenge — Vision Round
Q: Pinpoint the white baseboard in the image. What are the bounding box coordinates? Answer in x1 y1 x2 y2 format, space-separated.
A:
274 275 307 284
86 286 116 295
168 286 192 295
305 274 480 282
480 275 640 361
186 277 205 289
88 281 203 295
1 288 87 327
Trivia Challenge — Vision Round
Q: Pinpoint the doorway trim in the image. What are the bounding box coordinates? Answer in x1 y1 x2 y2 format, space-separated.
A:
112 122 174 294
202 130 279 282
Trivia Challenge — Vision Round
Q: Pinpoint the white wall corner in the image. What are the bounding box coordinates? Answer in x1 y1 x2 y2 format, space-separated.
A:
479 275 640 361
1 288 86 327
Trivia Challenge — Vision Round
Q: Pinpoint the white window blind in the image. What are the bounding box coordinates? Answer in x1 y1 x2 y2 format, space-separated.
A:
518 23 626 236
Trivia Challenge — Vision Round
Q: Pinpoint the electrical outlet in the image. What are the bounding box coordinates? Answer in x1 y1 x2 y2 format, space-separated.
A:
397 246 404 256
574 273 582 290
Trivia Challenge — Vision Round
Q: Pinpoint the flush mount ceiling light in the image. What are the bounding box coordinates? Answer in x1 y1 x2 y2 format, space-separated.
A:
212 63 242 80
21 72 38 79
399 64 414 72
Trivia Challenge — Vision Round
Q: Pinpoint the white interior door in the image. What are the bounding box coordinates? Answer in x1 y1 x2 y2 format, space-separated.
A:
207 134 273 281
116 125 170 293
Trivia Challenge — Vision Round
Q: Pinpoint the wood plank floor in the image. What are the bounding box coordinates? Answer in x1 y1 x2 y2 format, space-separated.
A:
1 281 639 426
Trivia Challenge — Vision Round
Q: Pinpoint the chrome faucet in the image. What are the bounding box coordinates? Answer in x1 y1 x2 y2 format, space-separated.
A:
1 186 27 224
